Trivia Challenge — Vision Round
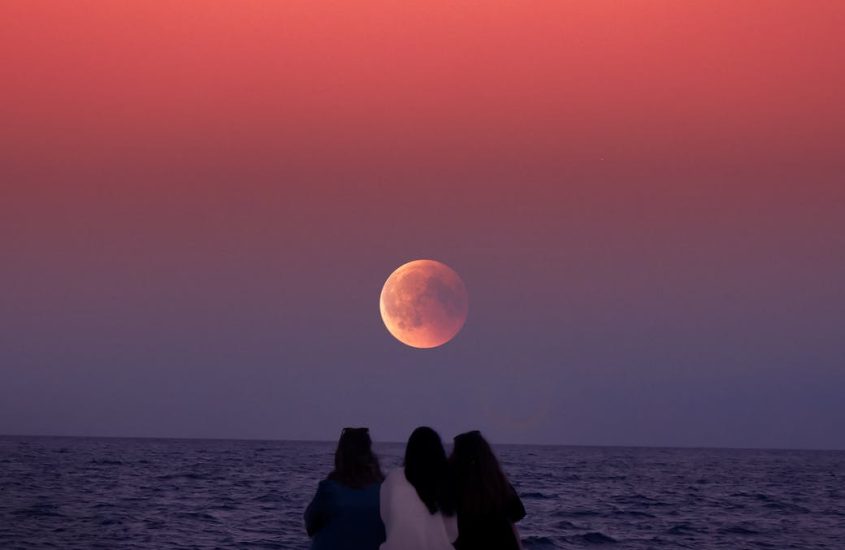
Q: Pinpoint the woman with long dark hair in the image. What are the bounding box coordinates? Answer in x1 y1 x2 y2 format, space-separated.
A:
449 430 525 550
304 427 386 550
380 426 457 550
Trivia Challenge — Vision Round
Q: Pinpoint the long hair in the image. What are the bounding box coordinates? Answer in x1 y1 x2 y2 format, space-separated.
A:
403 426 455 515
450 430 511 518
328 427 384 489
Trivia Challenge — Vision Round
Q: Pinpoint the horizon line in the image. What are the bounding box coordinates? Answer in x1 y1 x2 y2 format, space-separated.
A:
1 432 843 453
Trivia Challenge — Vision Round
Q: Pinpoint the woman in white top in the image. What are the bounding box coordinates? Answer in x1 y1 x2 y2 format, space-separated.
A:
380 427 458 550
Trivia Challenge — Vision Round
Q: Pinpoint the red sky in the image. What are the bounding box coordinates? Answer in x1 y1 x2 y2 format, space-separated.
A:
1 1 844 447
4 1 843 172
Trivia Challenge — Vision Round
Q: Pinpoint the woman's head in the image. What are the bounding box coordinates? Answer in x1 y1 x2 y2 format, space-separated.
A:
403 426 454 515
328 427 384 489
450 430 510 517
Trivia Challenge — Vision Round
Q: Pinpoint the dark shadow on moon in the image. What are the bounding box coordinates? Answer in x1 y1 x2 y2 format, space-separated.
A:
424 274 468 318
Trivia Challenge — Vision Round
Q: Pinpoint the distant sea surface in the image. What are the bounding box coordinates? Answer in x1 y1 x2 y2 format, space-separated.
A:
1 437 844 549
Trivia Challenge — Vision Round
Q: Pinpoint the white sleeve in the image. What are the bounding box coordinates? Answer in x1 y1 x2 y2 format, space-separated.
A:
444 514 458 543
380 470 393 529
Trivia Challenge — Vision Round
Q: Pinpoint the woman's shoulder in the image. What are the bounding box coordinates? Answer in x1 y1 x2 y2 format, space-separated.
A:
322 476 383 492
316 478 339 491
383 467 406 483
381 468 409 491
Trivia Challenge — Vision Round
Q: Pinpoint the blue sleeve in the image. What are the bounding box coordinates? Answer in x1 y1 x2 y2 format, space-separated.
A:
304 480 332 537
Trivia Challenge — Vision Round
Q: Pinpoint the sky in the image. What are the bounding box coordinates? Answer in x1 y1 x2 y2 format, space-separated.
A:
1 1 844 449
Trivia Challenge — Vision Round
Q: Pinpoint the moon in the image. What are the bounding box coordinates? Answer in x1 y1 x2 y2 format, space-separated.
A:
379 259 469 349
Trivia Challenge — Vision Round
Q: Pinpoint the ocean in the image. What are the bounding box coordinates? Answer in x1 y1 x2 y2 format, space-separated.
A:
1 436 843 549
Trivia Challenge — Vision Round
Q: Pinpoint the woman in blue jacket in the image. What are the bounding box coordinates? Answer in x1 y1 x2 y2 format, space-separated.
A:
304 427 386 550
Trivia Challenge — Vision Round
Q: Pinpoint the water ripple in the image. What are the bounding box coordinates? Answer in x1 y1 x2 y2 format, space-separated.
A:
1 437 844 549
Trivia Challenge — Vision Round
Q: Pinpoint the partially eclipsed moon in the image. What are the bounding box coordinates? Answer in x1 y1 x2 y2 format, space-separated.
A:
379 259 469 349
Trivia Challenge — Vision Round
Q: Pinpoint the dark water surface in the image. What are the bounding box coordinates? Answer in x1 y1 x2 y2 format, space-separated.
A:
1 436 843 549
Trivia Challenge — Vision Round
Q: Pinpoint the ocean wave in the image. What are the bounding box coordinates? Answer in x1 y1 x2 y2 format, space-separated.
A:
552 508 601 518
2 438 845 549
521 535 557 548
520 491 558 500
576 531 618 544
718 525 760 535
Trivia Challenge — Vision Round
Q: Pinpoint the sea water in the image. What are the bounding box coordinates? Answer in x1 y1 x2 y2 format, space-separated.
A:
1 436 843 549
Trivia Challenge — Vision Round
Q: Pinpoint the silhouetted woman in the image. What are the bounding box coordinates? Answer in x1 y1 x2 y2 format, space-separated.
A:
450 431 526 550
304 427 386 550
380 426 457 550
